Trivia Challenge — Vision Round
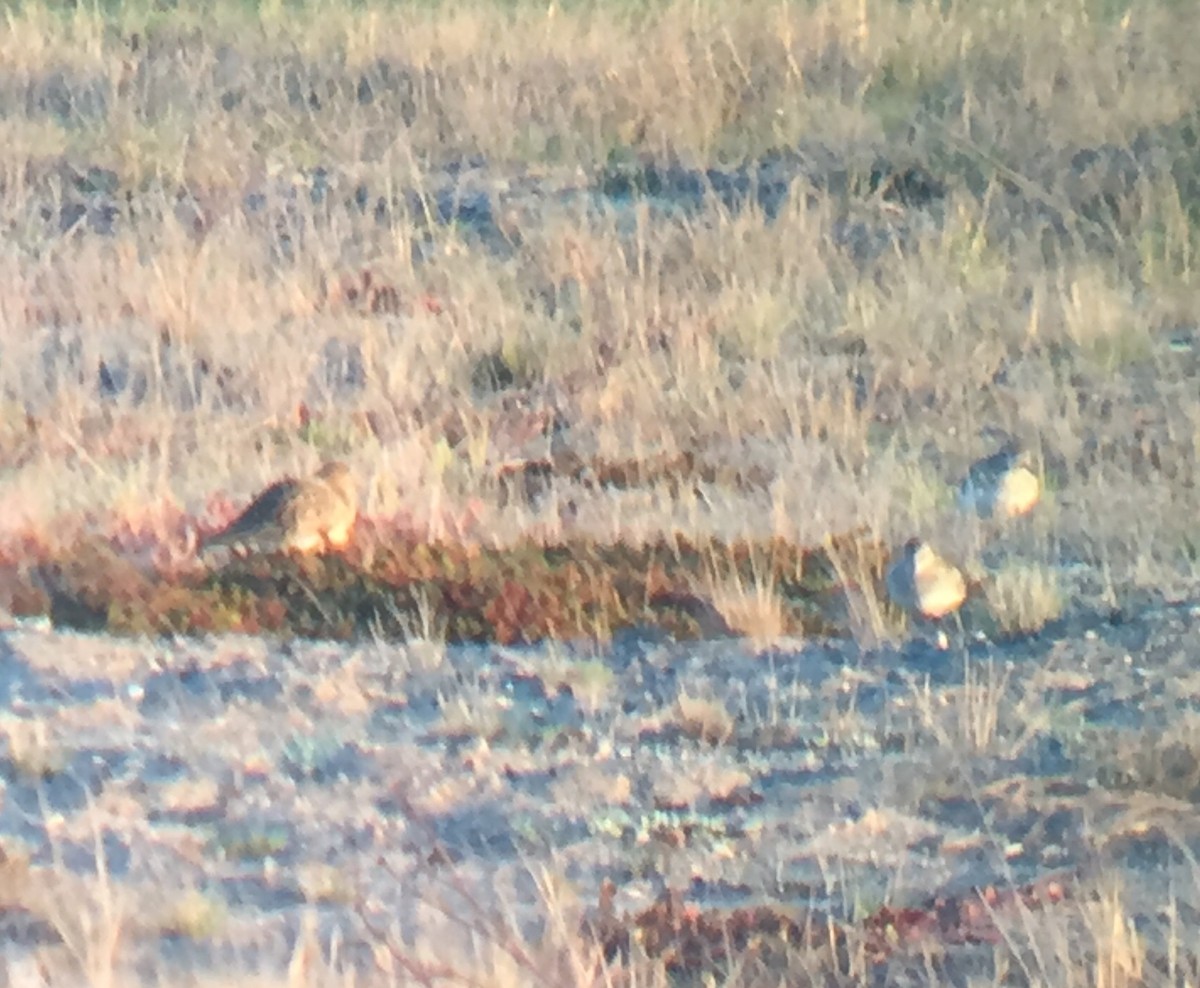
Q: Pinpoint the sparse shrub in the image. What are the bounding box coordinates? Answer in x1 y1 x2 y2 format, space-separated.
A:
2 718 66 779
280 733 363 784
211 823 290 862
297 862 354 904
469 344 541 397
532 655 617 714
160 889 227 940
672 692 735 745
984 561 1064 635
709 569 788 647
433 685 511 741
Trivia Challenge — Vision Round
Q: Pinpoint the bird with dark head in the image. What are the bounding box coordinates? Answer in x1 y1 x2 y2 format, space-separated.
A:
885 538 966 620
957 444 1041 520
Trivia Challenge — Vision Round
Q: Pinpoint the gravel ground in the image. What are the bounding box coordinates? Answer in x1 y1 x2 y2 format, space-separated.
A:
2 594 1200 983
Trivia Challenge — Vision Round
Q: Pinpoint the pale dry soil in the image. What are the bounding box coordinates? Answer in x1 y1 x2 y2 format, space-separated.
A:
0 596 1199 985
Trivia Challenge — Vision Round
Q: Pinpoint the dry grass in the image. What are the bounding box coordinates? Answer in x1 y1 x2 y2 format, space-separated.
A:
1 717 68 780
985 560 1065 635
708 563 788 648
520 645 618 714
671 691 737 745
0 0 1195 587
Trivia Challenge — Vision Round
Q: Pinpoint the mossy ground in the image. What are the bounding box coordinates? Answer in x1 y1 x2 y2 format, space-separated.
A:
15 525 877 643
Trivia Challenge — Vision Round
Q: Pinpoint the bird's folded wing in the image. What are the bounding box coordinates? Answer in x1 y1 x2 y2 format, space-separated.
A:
204 479 301 548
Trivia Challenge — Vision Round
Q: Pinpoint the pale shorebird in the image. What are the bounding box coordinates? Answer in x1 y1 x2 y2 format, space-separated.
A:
957 446 1041 520
885 538 967 620
199 461 358 561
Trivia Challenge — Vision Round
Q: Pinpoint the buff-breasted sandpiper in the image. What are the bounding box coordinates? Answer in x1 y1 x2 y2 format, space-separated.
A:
885 538 967 620
199 461 358 561
956 446 1041 520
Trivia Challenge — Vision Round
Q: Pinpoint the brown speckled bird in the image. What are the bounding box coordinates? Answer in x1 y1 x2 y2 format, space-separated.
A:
199 461 358 561
957 446 1041 520
885 538 967 620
